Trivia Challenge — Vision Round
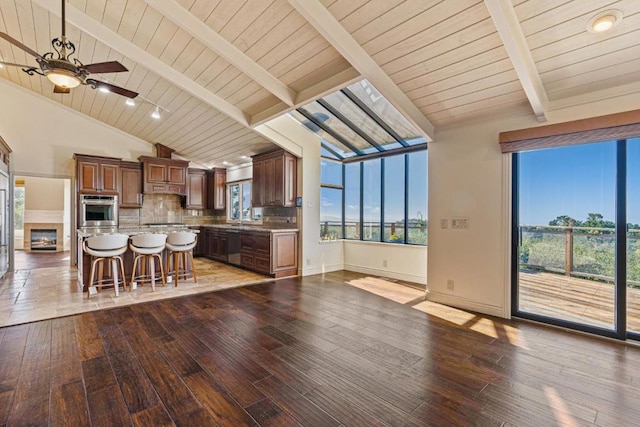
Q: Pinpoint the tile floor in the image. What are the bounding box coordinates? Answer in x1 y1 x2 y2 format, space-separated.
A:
0 256 272 327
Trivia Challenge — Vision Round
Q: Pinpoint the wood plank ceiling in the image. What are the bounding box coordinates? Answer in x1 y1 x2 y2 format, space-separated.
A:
0 0 638 166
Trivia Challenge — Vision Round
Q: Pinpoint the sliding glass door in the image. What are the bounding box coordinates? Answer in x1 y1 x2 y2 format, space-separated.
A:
627 138 640 336
515 141 617 331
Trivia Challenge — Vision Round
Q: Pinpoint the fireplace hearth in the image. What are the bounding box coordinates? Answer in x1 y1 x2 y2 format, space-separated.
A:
31 229 57 251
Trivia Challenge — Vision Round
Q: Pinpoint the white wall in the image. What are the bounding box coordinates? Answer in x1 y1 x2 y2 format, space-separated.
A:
344 241 427 284
226 163 252 182
0 79 154 177
428 92 640 318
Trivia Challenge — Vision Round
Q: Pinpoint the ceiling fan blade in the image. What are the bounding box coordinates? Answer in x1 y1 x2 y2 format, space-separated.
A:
0 61 33 68
83 61 128 74
53 85 71 94
86 79 138 99
0 32 42 59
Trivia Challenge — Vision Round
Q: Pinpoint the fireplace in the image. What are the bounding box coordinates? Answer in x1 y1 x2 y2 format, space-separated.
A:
30 229 57 251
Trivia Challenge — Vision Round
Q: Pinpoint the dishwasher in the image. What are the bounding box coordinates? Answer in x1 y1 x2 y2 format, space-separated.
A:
226 229 241 266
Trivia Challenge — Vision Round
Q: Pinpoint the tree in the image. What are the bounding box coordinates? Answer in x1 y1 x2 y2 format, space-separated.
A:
548 215 579 227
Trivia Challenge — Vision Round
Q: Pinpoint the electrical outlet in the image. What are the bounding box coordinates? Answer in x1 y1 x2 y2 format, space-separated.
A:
447 280 454 291
383 259 388 268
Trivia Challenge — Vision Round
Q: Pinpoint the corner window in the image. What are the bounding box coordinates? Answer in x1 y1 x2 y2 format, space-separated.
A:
319 149 427 245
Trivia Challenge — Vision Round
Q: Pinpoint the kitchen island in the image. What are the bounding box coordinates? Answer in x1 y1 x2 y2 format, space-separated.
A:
77 224 299 291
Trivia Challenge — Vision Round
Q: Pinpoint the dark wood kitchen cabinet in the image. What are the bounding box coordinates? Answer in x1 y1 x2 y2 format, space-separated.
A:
240 229 297 277
185 168 206 209
119 161 142 208
251 149 297 207
201 227 227 262
75 154 120 194
206 168 226 210
138 156 188 195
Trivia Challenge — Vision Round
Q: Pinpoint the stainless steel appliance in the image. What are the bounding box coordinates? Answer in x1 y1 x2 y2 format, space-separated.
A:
226 229 241 266
80 195 118 227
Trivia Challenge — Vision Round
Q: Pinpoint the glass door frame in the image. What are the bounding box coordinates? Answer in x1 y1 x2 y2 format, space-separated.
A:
511 139 639 341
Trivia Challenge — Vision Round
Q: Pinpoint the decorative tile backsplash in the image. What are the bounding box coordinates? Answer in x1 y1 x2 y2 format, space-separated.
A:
119 194 297 226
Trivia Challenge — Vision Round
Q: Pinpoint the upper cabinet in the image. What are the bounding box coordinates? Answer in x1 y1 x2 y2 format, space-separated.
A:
207 168 226 210
119 161 142 208
251 150 297 207
75 154 120 195
185 168 206 210
138 156 188 195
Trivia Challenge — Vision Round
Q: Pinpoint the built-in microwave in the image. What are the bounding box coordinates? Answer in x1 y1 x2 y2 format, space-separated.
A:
80 195 118 227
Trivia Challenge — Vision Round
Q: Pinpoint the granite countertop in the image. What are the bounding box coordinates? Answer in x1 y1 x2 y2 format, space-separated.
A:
78 224 297 237
195 224 298 233
77 225 197 238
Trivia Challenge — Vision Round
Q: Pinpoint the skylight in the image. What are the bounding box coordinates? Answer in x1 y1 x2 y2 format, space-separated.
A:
290 80 426 161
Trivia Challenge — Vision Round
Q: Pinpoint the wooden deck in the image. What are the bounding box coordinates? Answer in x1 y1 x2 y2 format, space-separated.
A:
519 270 640 332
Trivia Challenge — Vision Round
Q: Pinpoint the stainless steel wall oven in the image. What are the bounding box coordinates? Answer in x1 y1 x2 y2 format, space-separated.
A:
80 195 118 227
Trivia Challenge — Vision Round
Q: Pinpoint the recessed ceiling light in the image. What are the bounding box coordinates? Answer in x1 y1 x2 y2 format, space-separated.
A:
241 155 249 160
222 161 230 165
125 98 136 107
588 10 623 33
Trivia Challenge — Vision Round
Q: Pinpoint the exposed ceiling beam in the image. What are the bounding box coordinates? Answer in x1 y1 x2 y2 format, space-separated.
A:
144 0 296 107
484 0 549 122
288 0 435 142
250 66 361 127
32 0 249 126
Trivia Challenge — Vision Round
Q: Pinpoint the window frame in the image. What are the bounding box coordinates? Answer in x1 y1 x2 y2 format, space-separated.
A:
226 179 260 224
320 148 427 246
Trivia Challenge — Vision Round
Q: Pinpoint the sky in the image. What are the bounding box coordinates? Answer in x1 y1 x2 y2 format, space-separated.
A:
519 137 640 225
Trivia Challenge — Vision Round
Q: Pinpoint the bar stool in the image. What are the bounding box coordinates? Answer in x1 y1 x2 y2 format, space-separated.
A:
166 231 198 286
129 233 168 292
83 233 130 298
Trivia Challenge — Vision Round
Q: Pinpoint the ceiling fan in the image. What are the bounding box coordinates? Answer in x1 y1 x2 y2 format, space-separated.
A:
0 0 137 98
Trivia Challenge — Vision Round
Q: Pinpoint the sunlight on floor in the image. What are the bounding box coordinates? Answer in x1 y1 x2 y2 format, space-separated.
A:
411 300 530 349
544 386 579 427
345 276 425 304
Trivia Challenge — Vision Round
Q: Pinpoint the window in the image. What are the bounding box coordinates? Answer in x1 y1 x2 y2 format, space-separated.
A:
384 155 405 242
407 151 428 245
320 158 343 240
320 150 428 246
227 181 257 222
362 159 381 241
344 163 360 239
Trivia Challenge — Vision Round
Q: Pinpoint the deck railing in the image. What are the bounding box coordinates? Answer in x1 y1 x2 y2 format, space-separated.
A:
519 224 640 285
321 220 428 245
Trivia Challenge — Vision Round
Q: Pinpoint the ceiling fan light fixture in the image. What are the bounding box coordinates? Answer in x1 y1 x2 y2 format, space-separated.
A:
45 69 82 88
588 10 623 33
151 106 161 120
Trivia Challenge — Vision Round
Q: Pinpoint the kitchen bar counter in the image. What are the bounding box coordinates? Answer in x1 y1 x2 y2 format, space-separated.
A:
78 225 196 238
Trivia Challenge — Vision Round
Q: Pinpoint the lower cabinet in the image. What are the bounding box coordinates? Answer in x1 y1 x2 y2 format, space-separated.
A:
198 227 298 277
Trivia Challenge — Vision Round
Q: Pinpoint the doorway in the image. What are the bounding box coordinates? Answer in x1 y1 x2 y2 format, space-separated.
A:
513 137 639 340
14 176 72 270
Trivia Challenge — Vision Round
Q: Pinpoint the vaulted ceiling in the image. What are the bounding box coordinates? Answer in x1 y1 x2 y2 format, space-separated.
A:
0 0 638 167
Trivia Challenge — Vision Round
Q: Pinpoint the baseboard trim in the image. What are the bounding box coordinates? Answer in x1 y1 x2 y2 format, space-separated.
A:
427 291 505 318
301 263 344 276
343 263 426 285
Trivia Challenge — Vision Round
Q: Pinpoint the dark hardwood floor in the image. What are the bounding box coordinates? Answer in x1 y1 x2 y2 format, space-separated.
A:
1 270 639 426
